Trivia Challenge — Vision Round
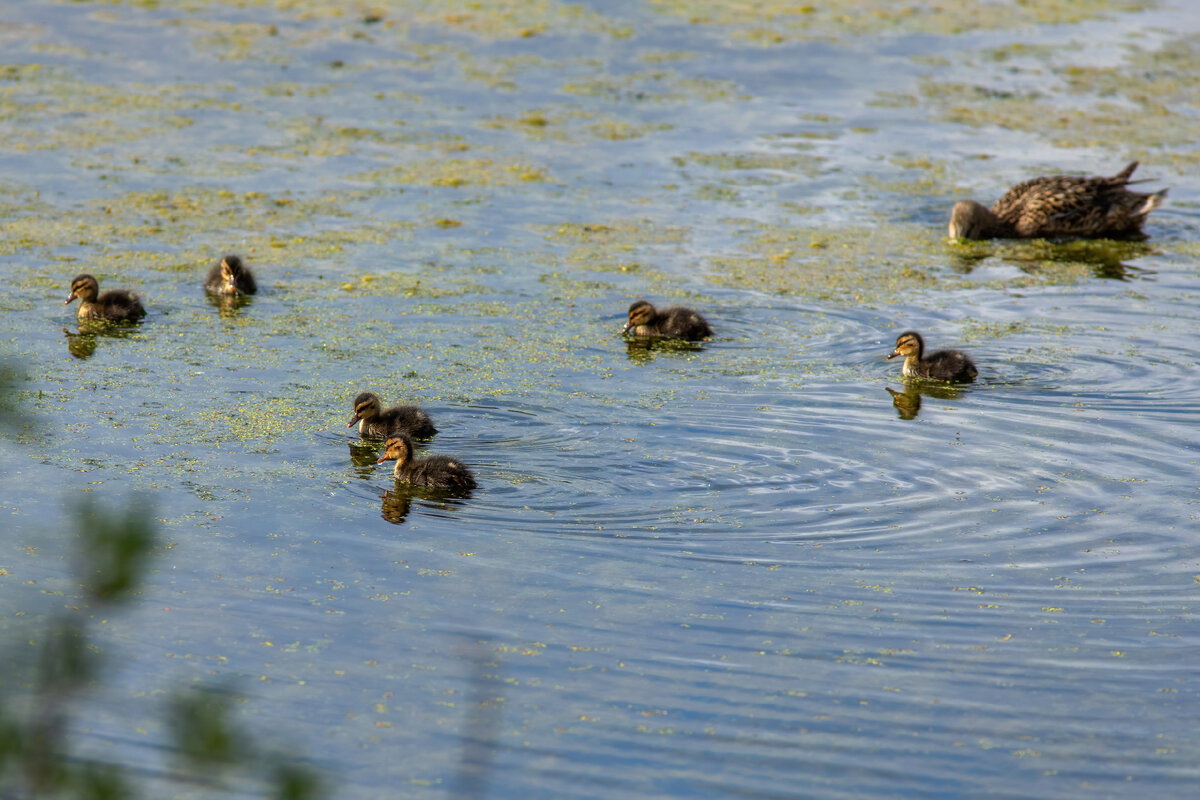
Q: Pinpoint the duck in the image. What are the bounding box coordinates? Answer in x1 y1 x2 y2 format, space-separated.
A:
63 274 145 322
621 300 712 340
348 392 437 439
204 254 257 295
887 331 977 382
376 434 476 491
948 161 1167 240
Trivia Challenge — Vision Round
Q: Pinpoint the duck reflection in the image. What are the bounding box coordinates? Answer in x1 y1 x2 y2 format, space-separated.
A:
885 382 969 421
205 291 255 317
625 337 706 362
380 487 414 524
378 486 475 526
947 239 1153 282
63 321 137 360
347 441 381 477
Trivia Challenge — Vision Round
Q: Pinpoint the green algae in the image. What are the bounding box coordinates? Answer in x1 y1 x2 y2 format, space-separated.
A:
647 0 1158 42
917 32 1200 169
705 220 1138 306
484 109 672 143
684 150 826 180
350 156 550 187
562 70 747 104
137 0 630 52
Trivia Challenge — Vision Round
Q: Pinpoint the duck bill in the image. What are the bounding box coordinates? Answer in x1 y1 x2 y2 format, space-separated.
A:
886 350 900 360
620 322 633 335
347 415 361 428
375 454 391 465
63 292 77 305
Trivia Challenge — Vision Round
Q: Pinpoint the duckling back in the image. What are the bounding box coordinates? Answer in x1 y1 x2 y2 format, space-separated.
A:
909 349 978 382
90 291 146 322
364 407 437 439
395 455 477 491
656 306 713 340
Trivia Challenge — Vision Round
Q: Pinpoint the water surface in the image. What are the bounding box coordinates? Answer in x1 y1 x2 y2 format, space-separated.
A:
2 0 1199 797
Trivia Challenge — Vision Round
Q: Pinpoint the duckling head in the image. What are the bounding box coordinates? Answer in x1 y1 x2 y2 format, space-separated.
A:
348 392 382 427
622 300 656 334
376 434 414 468
64 274 100 306
887 331 925 361
219 255 245 291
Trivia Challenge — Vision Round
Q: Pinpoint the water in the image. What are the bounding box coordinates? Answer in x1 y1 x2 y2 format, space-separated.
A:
2 1 1199 797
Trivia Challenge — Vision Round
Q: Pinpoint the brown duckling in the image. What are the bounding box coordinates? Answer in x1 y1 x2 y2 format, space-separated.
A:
204 254 257 295
376 434 476 491
621 300 712 340
949 161 1166 240
348 391 437 439
63 274 145 322
887 331 977 382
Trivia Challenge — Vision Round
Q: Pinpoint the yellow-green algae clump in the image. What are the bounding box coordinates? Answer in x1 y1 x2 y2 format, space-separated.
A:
648 0 1158 43
917 32 1200 170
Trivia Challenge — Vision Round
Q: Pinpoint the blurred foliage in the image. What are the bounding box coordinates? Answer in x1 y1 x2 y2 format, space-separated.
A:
0 361 323 800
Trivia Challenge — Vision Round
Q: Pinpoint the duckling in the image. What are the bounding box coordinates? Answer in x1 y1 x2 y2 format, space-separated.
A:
63 274 145 322
949 162 1166 240
887 331 977 382
621 300 712 340
204 254 257 295
376 434 476 491
348 391 437 439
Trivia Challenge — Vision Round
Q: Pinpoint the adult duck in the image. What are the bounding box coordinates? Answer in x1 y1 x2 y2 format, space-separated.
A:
948 161 1166 240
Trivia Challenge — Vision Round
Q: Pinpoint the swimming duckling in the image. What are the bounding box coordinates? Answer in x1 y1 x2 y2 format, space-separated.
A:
376 434 476 491
621 300 712 340
887 331 977 382
204 254 257 295
949 162 1166 240
348 392 437 439
63 274 145 322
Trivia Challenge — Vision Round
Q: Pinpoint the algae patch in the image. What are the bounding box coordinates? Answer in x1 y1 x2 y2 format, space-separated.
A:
916 32 1200 169
647 0 1158 42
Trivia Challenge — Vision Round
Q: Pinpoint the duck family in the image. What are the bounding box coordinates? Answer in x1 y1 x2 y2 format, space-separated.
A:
59 161 1168 501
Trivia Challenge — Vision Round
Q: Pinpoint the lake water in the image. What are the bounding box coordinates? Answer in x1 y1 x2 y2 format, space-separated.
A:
2 0 1199 797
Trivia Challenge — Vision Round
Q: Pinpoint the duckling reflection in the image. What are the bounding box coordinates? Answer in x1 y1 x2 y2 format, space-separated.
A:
885 383 968 420
946 239 1151 282
948 161 1167 241
621 300 712 340
63 321 137 360
378 485 475 526
887 331 977 383
380 488 413 524
624 336 706 362
376 434 476 492
347 440 382 477
63 328 97 360
64 274 145 322
349 392 437 440
205 290 255 316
